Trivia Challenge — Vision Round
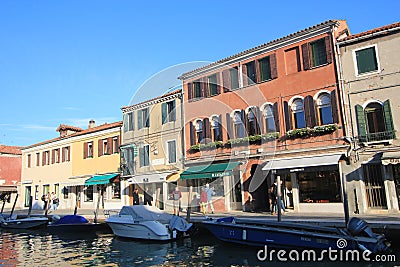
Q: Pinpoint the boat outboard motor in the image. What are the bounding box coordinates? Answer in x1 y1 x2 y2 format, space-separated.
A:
347 217 375 238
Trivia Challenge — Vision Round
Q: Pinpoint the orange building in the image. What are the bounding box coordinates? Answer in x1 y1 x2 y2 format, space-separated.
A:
179 20 351 213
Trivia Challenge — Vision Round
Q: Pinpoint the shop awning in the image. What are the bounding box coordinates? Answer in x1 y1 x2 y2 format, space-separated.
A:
382 152 400 165
62 175 92 187
180 162 240 180
85 173 119 186
0 186 17 193
262 154 344 171
166 171 182 182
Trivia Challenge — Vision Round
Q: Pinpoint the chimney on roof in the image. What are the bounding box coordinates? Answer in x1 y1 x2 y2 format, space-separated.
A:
88 119 96 129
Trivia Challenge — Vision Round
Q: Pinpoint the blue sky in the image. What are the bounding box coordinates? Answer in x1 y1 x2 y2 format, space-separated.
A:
0 0 399 147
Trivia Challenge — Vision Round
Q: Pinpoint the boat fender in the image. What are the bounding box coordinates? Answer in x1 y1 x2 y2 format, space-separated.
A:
51 215 61 223
347 217 374 238
242 230 247 240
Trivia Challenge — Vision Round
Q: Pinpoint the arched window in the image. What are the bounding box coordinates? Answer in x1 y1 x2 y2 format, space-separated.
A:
210 115 222 141
262 104 276 133
247 108 256 136
316 93 333 125
233 110 245 138
365 103 385 134
291 98 306 129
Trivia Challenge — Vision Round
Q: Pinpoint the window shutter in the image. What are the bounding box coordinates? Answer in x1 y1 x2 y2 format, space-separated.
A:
123 114 128 132
83 142 88 159
171 100 176 121
116 136 120 153
222 70 231 92
137 109 142 129
52 149 55 164
98 139 103 157
130 112 135 131
42 152 45 166
255 107 262 135
355 104 367 142
187 83 193 100
217 114 223 141
215 73 221 94
202 77 209 98
203 118 211 143
330 90 339 123
325 35 333 64
254 59 261 83
107 137 113 155
383 100 395 139
270 53 278 79
284 101 292 131
139 147 144 167
242 64 248 87
226 113 233 140
301 43 310 70
161 102 167 124
62 148 65 162
304 95 316 128
273 102 280 133
189 122 195 146
146 108 150 127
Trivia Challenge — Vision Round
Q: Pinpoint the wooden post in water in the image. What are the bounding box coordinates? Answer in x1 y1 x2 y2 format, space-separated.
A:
186 186 192 222
27 196 33 217
74 191 80 215
1 194 7 214
10 194 18 219
277 175 282 222
94 186 102 223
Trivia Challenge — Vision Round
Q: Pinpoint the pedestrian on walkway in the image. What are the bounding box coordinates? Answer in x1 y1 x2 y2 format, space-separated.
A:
199 187 208 216
172 186 182 216
205 184 215 214
144 187 153 206
133 188 140 205
50 192 59 211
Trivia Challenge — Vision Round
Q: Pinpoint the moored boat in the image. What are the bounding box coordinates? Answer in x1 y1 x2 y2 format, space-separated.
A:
0 215 48 229
106 205 193 241
202 216 390 253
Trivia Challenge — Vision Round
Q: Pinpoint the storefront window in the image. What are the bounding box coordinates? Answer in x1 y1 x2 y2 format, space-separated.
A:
298 170 341 203
111 182 121 199
185 178 224 197
85 186 94 202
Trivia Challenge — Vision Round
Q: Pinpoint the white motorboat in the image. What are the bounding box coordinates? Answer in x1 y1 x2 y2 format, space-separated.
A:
0 215 48 229
106 205 193 241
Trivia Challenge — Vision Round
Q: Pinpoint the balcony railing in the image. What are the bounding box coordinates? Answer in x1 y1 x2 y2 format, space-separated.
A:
357 130 396 143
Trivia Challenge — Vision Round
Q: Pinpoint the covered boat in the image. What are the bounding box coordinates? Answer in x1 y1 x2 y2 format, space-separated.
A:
106 205 193 241
202 217 390 253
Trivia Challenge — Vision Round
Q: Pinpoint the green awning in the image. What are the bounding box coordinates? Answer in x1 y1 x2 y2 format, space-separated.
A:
85 173 119 186
180 162 240 180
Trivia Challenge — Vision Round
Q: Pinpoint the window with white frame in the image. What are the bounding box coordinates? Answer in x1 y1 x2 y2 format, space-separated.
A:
103 139 109 155
291 98 306 129
195 119 204 143
138 107 150 129
211 115 222 141
262 104 276 133
139 144 150 167
354 45 379 75
233 111 245 138
316 93 333 125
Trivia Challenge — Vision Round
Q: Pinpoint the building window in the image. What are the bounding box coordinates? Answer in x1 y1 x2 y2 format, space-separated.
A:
262 104 276 133
245 61 256 85
138 107 150 129
62 146 70 162
42 151 50 166
113 137 119 154
194 119 204 143
302 37 331 70
123 112 135 132
316 93 333 125
167 140 177 164
355 100 395 142
43 184 50 196
84 142 93 159
258 56 272 82
139 144 150 167
208 74 219 96
27 154 31 168
233 111 245 138
35 185 39 200
36 153 40 166
53 148 60 163
355 46 379 75
121 146 136 176
310 39 327 67
211 115 222 141
230 68 239 90
193 80 202 98
85 186 93 202
298 170 341 203
291 98 306 129
111 182 120 199
247 108 257 136
103 139 109 155
162 100 176 124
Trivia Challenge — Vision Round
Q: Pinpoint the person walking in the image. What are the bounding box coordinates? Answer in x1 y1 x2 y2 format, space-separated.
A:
50 192 59 211
199 187 208 216
205 184 215 214
270 181 277 215
41 194 48 210
172 186 182 216
133 187 140 205
144 187 153 206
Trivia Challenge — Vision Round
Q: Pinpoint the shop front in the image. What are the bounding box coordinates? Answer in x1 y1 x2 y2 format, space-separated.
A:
84 173 121 210
180 162 242 212
262 153 345 213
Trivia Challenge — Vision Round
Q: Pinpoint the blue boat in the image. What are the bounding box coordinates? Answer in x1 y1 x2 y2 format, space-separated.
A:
202 217 390 253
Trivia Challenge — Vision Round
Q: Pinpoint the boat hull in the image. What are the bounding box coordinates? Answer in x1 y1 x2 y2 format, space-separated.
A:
1 217 48 229
106 220 173 241
202 218 389 253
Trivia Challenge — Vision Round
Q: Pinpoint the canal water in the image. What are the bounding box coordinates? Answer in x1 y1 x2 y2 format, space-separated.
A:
1 228 399 266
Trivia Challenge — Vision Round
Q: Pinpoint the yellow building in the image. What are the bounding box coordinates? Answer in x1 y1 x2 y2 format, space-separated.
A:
20 120 122 211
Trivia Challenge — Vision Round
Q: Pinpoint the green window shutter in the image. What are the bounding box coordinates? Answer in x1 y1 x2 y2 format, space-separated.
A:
123 114 128 132
259 57 271 82
383 100 395 139
137 109 142 129
171 100 176 121
139 147 144 167
355 104 367 142
356 47 378 74
162 102 167 124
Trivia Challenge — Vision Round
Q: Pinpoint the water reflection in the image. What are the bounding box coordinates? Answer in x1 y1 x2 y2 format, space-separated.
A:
0 229 399 266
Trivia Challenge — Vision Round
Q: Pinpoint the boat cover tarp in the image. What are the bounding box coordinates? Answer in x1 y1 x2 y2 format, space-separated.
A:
53 215 89 225
119 205 192 232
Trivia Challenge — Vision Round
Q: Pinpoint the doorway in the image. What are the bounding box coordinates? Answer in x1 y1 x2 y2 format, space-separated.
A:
363 164 387 208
